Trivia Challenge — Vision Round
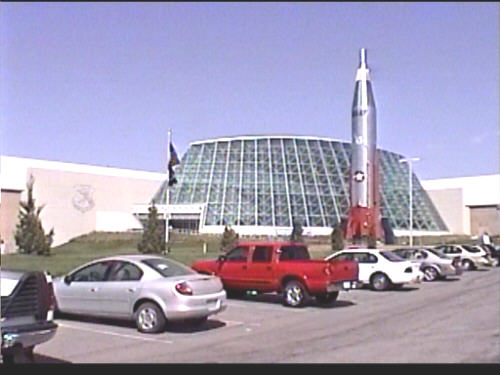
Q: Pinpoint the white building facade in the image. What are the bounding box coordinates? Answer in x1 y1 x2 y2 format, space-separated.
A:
1 156 165 254
421 174 500 236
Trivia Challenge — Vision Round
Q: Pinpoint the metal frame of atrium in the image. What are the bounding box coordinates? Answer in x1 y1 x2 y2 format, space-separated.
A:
152 136 447 236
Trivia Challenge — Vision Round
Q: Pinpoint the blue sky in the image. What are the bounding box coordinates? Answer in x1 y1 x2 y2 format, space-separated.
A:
1 2 498 180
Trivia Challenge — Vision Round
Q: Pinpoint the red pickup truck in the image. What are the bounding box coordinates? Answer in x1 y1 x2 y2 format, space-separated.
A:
191 241 360 307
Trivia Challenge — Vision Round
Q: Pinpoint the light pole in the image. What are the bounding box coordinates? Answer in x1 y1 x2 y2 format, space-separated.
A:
399 157 420 246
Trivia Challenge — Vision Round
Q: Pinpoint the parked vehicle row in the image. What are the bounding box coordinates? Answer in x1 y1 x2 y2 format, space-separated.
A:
392 248 463 281
2 239 497 363
433 244 498 270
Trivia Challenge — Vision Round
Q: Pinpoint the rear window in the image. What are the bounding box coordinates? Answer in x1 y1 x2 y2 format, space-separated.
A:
380 251 405 262
280 246 310 261
462 245 480 253
142 258 196 278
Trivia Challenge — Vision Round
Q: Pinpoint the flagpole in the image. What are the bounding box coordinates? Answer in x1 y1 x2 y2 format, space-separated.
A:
166 129 172 249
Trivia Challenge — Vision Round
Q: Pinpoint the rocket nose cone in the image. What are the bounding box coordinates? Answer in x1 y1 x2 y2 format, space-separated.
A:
359 48 367 66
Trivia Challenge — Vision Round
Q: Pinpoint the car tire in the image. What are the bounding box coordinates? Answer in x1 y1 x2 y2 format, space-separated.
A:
315 291 339 305
370 273 391 291
283 280 309 307
423 267 439 282
135 302 166 334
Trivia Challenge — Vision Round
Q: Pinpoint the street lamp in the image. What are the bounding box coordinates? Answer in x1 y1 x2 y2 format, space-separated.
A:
399 157 420 246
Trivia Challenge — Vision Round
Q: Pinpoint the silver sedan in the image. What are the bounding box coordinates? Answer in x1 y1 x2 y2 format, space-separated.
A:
53 255 227 333
392 248 462 281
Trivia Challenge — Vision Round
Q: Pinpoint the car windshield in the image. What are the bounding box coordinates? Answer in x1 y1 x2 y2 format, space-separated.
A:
380 251 405 262
426 248 449 259
142 258 196 278
392 250 408 258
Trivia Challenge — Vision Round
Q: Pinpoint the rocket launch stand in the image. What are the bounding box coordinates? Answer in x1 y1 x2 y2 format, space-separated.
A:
345 206 384 247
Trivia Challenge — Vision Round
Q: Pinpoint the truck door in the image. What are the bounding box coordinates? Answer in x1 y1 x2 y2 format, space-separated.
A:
218 245 250 290
245 245 275 291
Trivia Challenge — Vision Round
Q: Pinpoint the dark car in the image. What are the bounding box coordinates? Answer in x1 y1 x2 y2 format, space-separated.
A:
479 244 500 265
1 269 58 363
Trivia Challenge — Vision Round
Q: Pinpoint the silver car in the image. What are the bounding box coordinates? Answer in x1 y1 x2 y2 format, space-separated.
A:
392 248 462 281
53 255 227 333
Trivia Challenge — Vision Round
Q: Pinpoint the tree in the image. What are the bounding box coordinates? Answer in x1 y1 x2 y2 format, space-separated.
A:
220 225 238 252
137 201 166 254
290 219 303 242
14 175 54 256
331 223 345 251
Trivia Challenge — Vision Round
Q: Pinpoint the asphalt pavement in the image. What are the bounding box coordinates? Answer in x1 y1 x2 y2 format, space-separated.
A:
32 266 500 363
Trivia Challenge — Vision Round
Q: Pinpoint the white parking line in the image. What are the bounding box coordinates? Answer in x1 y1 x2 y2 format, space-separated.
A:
58 322 174 344
220 319 244 327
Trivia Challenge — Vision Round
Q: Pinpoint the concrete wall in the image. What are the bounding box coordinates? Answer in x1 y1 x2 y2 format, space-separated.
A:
0 190 22 254
1 156 166 254
425 188 466 234
27 167 163 247
470 206 500 236
422 175 500 236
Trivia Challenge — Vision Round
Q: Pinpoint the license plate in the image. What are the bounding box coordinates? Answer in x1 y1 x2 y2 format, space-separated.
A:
343 281 351 288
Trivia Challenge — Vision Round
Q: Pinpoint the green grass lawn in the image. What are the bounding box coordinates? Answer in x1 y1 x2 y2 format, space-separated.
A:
2 231 483 277
0 232 223 277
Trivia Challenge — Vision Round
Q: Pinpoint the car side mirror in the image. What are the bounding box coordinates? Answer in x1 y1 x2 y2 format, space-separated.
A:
64 275 73 285
218 255 227 262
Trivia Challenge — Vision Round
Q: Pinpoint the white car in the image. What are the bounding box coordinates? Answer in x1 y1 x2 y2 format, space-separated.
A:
325 249 424 291
433 244 495 270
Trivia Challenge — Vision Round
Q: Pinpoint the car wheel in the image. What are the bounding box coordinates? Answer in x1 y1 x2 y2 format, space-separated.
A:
423 267 439 282
462 259 475 271
1 346 33 364
315 291 339 305
283 280 309 307
135 302 166 334
23 346 35 361
370 273 391 291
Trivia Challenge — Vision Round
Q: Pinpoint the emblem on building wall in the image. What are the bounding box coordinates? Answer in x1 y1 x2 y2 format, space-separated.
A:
72 184 95 213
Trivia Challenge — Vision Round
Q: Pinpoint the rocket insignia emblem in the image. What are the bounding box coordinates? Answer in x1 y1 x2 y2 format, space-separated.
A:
72 184 95 213
353 170 365 183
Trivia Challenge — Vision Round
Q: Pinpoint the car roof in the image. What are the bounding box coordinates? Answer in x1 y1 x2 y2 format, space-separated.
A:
85 254 168 264
233 241 306 247
337 248 382 253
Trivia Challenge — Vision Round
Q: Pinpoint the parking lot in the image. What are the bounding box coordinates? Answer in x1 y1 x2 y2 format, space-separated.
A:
32 266 499 363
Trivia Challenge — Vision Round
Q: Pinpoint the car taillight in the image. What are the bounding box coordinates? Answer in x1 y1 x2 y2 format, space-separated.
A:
48 283 56 311
175 282 193 296
404 267 412 273
44 272 56 320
